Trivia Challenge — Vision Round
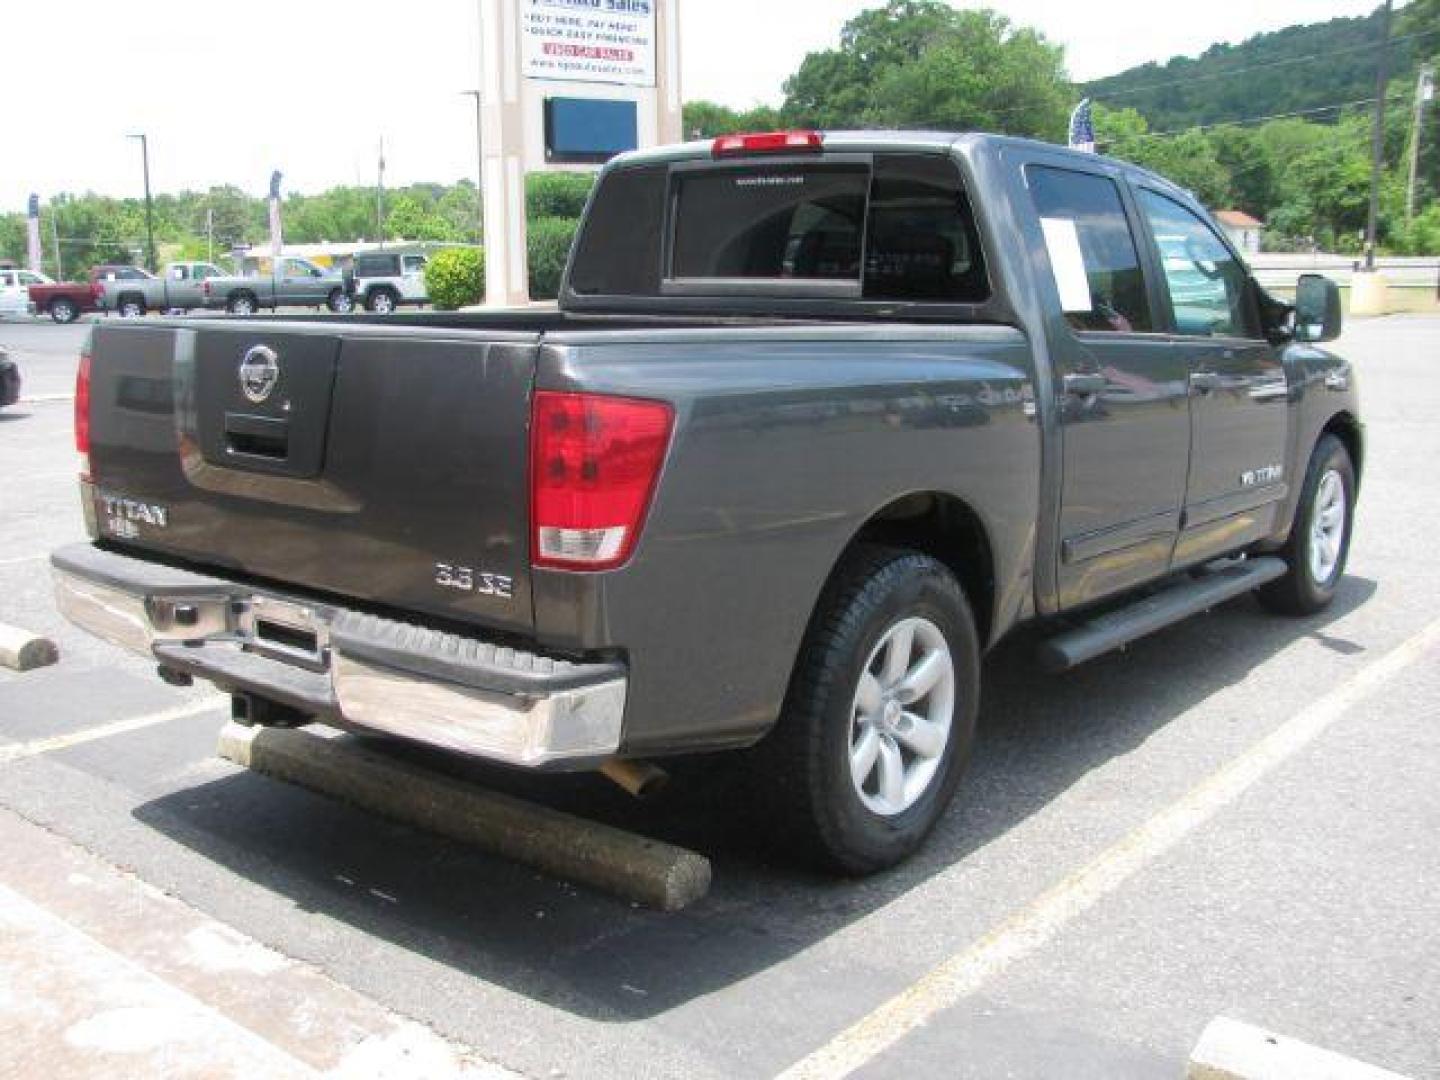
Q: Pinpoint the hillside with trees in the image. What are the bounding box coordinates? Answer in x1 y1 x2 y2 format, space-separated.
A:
1083 3 1436 132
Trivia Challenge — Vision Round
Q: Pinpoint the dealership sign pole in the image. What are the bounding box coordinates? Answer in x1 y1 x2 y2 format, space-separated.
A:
477 0 680 308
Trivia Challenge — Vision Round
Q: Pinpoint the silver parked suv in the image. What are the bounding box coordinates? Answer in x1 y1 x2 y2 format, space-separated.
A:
351 250 429 313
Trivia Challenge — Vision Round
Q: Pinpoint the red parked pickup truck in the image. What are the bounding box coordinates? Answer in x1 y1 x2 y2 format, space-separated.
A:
29 271 107 323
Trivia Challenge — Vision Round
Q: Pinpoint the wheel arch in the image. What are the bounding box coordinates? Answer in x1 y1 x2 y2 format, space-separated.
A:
842 490 998 648
1323 409 1363 488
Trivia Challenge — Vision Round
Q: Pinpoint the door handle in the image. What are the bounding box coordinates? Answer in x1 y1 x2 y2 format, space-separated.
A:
1063 372 1108 397
1190 371 1223 394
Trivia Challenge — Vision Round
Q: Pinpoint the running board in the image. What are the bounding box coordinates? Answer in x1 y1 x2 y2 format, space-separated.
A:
1038 556 1288 673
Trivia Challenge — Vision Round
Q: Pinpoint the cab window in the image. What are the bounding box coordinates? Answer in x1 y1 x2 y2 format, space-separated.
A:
1027 165 1152 334
864 154 988 302
402 255 427 274
1138 190 1260 339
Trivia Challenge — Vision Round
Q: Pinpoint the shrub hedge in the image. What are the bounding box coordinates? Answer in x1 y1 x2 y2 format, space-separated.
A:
424 246 485 310
528 216 580 300
526 172 595 220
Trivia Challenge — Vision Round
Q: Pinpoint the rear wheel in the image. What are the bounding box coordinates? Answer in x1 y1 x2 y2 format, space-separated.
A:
366 288 398 314
753 545 980 874
327 288 353 313
49 297 79 323
1258 433 1355 615
117 296 146 318
227 292 257 316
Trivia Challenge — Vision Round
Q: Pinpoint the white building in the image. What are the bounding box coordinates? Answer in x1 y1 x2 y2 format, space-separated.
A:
1215 210 1265 255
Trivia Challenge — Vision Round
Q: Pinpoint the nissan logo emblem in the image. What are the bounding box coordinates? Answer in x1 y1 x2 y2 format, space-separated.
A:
239 345 281 404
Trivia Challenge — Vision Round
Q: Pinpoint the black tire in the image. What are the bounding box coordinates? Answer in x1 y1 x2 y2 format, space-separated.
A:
117 295 146 318
327 288 353 313
1258 433 1356 615
752 545 980 874
366 288 399 314
227 292 257 316
49 297 80 324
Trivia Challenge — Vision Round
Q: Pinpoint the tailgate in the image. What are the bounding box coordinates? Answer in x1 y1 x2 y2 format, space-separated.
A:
86 321 540 635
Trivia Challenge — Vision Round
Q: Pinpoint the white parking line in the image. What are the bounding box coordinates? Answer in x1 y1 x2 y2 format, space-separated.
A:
0 696 227 764
0 554 45 568
17 393 75 403
779 616 1440 1080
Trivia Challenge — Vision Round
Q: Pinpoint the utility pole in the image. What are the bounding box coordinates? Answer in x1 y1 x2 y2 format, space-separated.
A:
461 90 485 245
1363 0 1393 272
1407 65 1435 222
375 137 386 250
49 212 63 281
127 133 157 272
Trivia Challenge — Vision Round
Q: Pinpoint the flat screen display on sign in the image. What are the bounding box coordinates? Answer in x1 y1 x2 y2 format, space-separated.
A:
545 97 639 164
522 0 656 87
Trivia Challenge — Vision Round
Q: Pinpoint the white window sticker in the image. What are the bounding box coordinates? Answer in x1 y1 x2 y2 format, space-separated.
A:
1040 217 1092 313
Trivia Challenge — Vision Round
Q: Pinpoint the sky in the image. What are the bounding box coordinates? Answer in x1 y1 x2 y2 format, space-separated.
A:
1 0 1386 211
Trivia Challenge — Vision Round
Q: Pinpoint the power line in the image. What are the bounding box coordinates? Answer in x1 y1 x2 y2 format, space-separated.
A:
1109 90 1412 143
1088 27 1440 102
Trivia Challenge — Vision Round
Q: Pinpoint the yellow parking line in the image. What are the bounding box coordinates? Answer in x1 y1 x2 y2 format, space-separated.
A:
779 616 1440 1080
0 697 227 764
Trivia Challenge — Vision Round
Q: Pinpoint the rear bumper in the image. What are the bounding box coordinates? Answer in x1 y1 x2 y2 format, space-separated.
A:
51 543 627 769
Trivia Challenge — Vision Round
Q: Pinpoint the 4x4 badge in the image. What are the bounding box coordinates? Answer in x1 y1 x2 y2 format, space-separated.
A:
239 345 280 404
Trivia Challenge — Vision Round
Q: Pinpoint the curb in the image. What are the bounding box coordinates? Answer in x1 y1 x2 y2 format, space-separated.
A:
217 723 712 912
1189 1017 1414 1080
0 622 59 672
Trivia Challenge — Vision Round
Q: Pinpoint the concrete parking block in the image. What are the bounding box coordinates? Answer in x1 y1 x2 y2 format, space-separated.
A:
218 722 712 911
0 621 58 671
1189 1017 1414 1080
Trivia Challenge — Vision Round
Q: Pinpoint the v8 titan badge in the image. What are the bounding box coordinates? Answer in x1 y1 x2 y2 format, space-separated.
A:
239 345 281 404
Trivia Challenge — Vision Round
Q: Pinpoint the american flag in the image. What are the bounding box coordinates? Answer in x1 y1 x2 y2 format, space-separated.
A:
1068 99 1095 154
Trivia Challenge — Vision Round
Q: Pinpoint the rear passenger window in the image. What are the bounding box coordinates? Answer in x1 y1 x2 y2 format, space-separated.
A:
864 155 988 303
1138 190 1260 339
1027 166 1152 334
671 164 867 281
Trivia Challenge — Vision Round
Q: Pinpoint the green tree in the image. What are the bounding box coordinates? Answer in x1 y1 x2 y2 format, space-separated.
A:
780 2 1069 138
682 101 782 138
1093 104 1231 207
387 194 462 241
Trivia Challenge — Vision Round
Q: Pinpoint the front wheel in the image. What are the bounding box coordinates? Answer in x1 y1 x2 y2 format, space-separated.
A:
366 289 398 314
49 298 79 323
1258 433 1356 615
327 288 353 313
753 546 980 874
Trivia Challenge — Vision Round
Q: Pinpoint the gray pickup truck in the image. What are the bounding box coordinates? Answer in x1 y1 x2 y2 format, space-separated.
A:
104 261 228 317
199 256 352 315
53 131 1360 872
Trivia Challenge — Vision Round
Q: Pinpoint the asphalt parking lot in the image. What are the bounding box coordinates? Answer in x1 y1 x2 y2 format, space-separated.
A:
1 314 1437 1079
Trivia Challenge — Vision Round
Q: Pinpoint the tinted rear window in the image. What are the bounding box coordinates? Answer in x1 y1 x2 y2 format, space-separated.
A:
671 164 867 281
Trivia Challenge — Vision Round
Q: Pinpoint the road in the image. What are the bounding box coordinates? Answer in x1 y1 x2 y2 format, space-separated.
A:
1 314 1437 1079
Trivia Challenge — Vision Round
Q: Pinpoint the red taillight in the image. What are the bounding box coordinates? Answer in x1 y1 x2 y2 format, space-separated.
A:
202 280 211 297
75 351 92 478
712 130 823 156
530 391 674 571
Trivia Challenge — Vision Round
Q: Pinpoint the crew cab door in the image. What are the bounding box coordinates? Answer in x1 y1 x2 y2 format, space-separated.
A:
1024 161 1193 611
278 259 324 305
1132 188 1291 567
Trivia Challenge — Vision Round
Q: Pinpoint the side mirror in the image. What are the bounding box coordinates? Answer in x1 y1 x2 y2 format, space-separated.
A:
1294 274 1342 343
